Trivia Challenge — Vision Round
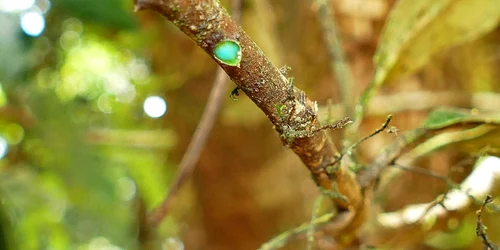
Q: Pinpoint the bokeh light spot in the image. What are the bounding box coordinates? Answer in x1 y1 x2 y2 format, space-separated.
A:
0 0 35 12
116 177 136 201
97 94 113 113
88 237 123 250
162 238 184 250
60 31 81 50
4 123 24 145
36 0 51 14
104 72 136 103
62 18 83 34
143 96 167 118
20 11 45 37
128 59 150 81
0 136 8 159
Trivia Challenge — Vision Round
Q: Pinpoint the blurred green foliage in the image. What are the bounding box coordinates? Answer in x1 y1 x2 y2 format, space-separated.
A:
0 0 177 249
1 0 499 249
52 0 137 30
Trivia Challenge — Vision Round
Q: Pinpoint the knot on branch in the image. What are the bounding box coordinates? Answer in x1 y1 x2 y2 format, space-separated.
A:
276 89 319 144
277 91 352 146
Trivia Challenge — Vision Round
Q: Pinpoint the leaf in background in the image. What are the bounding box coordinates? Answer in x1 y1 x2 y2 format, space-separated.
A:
423 108 500 129
372 0 500 88
52 0 137 30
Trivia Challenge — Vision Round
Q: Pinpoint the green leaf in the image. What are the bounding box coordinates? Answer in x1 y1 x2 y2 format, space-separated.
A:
423 108 500 129
370 0 500 90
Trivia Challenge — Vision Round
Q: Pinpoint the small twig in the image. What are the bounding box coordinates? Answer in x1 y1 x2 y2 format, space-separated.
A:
358 122 499 189
259 212 335 250
416 191 449 224
346 115 392 154
410 184 486 226
372 164 500 247
390 164 456 188
476 195 499 250
320 182 348 203
314 0 355 140
389 158 483 224
356 128 428 188
317 91 500 122
148 67 228 227
306 196 325 250
311 117 353 133
230 0 243 23
401 124 498 166
147 0 243 227
389 164 455 224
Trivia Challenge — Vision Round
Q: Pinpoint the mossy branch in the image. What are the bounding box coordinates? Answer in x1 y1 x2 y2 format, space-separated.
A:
134 0 360 227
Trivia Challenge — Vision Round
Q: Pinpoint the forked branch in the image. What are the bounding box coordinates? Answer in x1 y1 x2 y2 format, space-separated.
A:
135 0 360 227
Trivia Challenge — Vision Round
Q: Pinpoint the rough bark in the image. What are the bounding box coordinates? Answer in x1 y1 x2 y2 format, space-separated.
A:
135 0 361 217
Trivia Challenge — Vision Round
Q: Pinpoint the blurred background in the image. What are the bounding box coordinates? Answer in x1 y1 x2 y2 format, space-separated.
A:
0 0 499 249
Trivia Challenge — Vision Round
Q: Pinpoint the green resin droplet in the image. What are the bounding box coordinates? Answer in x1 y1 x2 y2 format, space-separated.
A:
214 40 241 67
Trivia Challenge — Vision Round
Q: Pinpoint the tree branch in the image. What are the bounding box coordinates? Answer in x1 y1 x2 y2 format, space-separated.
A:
148 70 229 227
135 0 360 226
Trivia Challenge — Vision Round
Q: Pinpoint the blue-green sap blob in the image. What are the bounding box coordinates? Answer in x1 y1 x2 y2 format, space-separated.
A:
214 40 241 66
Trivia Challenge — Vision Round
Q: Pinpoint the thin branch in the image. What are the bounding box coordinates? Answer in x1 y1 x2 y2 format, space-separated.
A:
345 115 392 154
148 70 228 227
317 91 500 122
147 0 242 227
311 116 352 133
348 88 500 142
415 191 449 225
135 0 361 227
390 159 477 224
367 91 500 115
402 124 498 165
476 195 499 250
357 123 499 189
314 0 355 123
259 209 356 250
306 196 325 250
258 212 336 250
373 156 500 246
230 0 243 23
356 127 428 188
389 164 456 188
